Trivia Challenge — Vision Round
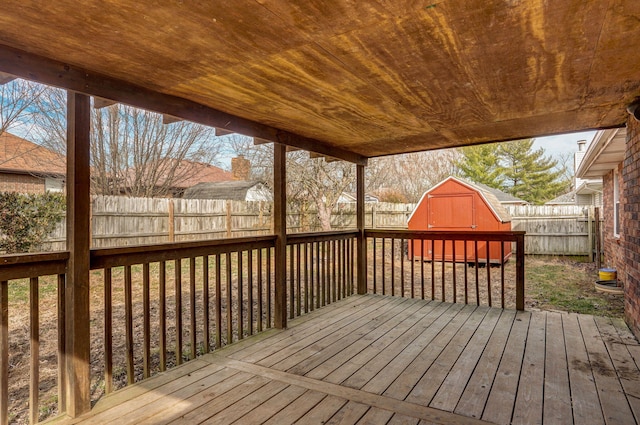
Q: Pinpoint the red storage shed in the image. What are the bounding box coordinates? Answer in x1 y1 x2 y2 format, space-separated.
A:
408 177 512 264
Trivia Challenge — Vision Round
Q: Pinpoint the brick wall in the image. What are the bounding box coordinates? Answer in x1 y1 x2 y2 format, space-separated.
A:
623 116 640 338
0 172 45 194
603 164 626 282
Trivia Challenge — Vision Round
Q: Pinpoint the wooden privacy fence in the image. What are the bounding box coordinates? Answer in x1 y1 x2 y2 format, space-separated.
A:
505 205 602 256
44 196 414 250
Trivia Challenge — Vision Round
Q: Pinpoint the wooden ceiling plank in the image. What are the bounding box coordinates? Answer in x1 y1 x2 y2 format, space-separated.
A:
0 44 367 165
0 71 16 85
93 96 117 109
162 114 183 124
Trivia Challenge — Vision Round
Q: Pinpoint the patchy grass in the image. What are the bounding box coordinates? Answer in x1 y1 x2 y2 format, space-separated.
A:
525 256 624 318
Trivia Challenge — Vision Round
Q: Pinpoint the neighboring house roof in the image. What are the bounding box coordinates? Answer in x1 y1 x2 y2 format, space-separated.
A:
575 128 626 178
545 181 603 206
183 181 270 201
124 159 233 192
337 192 380 203
0 132 65 176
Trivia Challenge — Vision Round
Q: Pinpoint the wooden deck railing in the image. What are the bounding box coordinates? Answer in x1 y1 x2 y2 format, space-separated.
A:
0 252 69 425
0 229 523 424
0 231 358 424
365 230 525 310
286 231 357 319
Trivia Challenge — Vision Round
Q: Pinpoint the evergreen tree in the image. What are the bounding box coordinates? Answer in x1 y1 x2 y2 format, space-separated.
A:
456 144 504 189
498 139 568 204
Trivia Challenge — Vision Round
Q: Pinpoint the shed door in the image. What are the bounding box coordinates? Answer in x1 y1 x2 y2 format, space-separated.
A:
428 194 475 229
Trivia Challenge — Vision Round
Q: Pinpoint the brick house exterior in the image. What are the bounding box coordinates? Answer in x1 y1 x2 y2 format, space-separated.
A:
577 118 640 338
0 132 65 194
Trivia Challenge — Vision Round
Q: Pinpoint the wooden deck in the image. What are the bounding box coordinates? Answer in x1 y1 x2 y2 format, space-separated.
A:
54 294 640 425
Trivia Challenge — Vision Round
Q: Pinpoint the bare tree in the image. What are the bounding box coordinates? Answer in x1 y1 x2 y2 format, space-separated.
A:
368 149 461 202
34 88 225 197
0 78 46 136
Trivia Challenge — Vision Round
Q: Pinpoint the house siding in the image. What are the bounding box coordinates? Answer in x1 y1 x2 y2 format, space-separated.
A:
623 117 640 338
0 172 45 194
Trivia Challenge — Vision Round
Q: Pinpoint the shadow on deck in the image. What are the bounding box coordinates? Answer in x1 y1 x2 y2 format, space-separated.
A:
53 294 640 425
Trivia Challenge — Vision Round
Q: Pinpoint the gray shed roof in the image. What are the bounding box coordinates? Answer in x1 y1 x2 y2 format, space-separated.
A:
183 181 266 201
451 177 512 223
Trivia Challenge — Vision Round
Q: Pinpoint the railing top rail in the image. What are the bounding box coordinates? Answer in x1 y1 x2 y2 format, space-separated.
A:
90 235 276 269
287 229 359 244
0 251 69 281
365 229 526 241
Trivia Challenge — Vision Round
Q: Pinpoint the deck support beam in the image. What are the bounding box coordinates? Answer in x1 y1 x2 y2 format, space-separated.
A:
273 143 287 329
356 164 366 295
65 92 92 416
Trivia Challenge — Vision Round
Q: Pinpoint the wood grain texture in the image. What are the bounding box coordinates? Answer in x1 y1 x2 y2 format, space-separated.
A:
0 1 638 158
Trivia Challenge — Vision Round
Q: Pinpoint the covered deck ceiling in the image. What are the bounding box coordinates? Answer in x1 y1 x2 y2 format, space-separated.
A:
0 0 639 163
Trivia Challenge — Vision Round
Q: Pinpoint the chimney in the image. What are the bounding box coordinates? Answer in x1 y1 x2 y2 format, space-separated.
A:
577 139 586 152
231 155 251 181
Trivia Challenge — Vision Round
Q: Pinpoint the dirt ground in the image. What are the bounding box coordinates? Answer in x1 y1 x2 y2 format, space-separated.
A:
4 254 625 423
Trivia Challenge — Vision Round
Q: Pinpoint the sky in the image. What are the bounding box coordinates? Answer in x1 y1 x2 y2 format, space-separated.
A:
532 130 597 162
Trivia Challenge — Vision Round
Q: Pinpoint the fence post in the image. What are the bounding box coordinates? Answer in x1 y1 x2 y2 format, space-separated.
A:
595 207 602 269
225 200 232 238
516 232 525 311
168 199 175 242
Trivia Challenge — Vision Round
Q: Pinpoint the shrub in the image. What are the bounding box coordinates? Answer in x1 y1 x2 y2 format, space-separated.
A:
0 192 65 254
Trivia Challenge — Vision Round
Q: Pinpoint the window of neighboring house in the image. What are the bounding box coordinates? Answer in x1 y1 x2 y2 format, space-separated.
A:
614 169 621 237
45 178 64 193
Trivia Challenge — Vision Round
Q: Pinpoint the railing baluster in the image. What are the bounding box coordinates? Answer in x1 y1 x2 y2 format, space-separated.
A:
332 240 337 302
124 265 134 383
431 239 435 301
452 240 457 303
289 245 294 320
501 242 505 308
316 242 321 309
267 248 272 328
486 242 492 307
321 241 326 307
238 251 244 340
441 240 446 302
391 238 395 297
159 262 166 372
296 244 301 316
474 241 480 305
104 268 113 391
381 238 386 296
248 250 254 336
401 238 405 297
57 274 66 413
309 243 314 312
420 239 425 299
189 257 197 358
257 249 263 332
0 280 7 425
226 252 233 344
143 263 150 378
410 238 414 298
203 256 210 352
464 242 468 304
29 277 39 425
175 259 183 365
215 255 222 348
372 237 377 294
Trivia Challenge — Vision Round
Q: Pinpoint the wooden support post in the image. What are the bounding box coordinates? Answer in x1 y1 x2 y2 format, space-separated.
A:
65 91 91 417
515 233 526 311
357 164 367 294
273 144 287 329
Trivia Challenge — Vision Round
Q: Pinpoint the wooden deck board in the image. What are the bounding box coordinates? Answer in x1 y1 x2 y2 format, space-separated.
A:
511 311 546 425
562 313 606 425
52 295 640 425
